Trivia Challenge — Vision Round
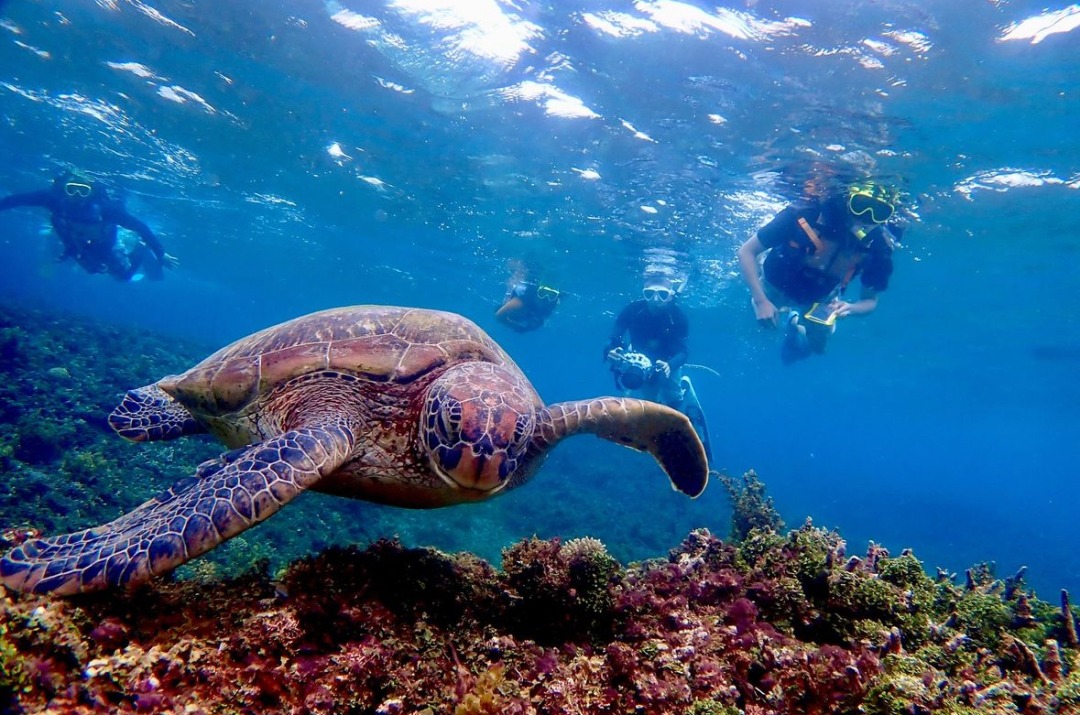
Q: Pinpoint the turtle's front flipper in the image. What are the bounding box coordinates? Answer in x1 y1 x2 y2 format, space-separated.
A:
0 425 355 596
539 397 708 498
108 384 206 442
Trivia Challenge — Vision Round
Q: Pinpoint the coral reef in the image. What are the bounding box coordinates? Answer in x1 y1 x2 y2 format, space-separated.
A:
717 469 785 541
3 525 1079 714
0 304 220 545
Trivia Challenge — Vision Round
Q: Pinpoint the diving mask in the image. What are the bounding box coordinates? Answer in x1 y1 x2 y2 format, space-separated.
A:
847 184 896 225
64 181 93 198
643 286 674 303
535 285 560 303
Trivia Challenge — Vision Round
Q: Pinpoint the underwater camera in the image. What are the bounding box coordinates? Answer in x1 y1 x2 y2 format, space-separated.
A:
611 350 655 390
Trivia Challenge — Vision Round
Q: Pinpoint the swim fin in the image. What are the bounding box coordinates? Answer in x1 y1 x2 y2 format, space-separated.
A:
679 376 713 462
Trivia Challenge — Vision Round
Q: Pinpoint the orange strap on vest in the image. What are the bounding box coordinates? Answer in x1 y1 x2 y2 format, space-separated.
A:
796 217 824 253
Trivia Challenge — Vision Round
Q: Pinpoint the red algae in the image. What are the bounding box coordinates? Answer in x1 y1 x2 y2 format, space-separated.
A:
2 526 1079 714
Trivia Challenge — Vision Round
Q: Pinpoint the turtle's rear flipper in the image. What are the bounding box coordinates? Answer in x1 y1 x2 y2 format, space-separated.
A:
540 397 708 497
108 384 206 442
0 425 356 596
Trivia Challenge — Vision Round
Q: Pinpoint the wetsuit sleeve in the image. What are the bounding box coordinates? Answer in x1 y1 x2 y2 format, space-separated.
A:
108 204 165 259
0 190 54 212
860 248 894 292
755 205 803 249
604 303 633 357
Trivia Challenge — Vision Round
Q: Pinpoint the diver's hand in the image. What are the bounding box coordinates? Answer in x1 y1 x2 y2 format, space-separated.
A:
831 300 854 319
161 253 180 269
654 360 671 379
606 347 625 364
753 296 780 328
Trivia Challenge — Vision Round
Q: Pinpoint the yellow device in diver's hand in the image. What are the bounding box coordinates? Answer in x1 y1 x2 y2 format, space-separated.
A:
803 301 839 326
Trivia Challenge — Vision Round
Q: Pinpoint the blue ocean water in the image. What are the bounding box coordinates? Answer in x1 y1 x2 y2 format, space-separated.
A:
0 1 1077 597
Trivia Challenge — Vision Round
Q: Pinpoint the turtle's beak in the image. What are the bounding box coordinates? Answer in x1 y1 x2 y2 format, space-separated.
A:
437 446 512 493
429 429 518 494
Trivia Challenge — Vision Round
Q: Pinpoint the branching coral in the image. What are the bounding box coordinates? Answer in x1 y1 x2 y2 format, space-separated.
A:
716 469 785 542
500 536 621 645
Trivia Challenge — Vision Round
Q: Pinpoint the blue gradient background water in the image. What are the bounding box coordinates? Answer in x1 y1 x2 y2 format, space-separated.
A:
0 1 1077 597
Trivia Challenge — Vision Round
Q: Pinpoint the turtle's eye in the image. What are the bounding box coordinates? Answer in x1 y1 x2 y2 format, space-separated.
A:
425 390 462 451
421 365 535 493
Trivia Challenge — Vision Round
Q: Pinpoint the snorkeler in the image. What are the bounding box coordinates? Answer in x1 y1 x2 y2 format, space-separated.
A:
0 170 179 282
737 182 900 364
604 275 713 460
495 281 561 332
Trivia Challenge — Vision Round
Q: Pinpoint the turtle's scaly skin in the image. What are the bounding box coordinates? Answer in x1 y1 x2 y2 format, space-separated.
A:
1 306 708 596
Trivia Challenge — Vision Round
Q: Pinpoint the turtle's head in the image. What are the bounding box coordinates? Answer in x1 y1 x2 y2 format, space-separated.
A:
420 362 537 495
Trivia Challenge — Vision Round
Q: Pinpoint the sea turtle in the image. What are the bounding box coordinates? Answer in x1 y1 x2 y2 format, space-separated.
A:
0 306 708 596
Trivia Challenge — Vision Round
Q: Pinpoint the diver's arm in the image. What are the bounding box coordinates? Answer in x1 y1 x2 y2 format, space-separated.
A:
665 345 688 371
0 190 53 212
604 306 632 357
495 296 523 320
833 285 879 318
111 207 170 263
738 235 779 327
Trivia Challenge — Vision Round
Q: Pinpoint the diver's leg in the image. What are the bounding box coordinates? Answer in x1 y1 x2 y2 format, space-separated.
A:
104 241 139 281
804 321 833 355
658 372 686 407
109 261 138 282
780 313 812 364
128 244 164 281
761 283 812 364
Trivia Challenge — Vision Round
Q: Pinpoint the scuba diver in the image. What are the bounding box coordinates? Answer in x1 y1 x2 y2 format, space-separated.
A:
604 276 713 461
737 182 900 363
495 281 560 332
0 170 179 281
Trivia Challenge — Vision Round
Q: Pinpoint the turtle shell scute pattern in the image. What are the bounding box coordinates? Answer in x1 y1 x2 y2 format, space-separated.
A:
159 306 516 416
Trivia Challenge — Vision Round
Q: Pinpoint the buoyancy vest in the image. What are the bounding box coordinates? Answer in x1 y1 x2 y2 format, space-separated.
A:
50 200 118 272
764 209 885 305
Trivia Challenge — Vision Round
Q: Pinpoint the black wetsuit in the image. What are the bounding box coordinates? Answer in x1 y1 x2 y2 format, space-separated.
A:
0 186 166 281
605 298 712 460
759 196 895 305
605 299 689 369
498 282 558 332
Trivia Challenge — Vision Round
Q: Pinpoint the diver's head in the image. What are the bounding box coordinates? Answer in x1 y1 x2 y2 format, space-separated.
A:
55 171 97 202
642 277 675 311
846 182 898 231
534 284 560 305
